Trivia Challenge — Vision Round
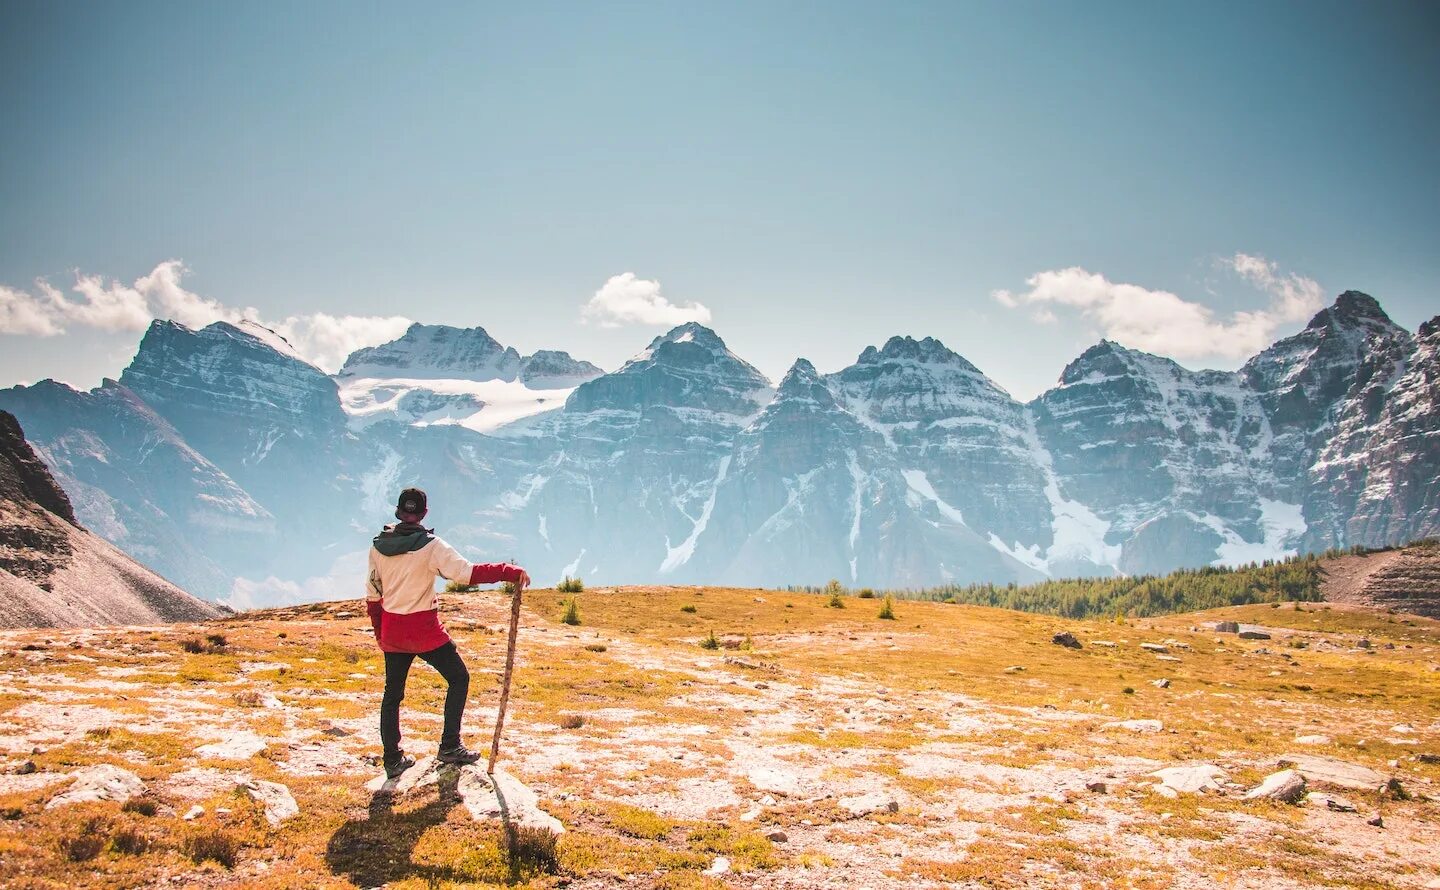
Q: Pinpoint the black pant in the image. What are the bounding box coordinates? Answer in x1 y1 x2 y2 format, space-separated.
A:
380 641 469 759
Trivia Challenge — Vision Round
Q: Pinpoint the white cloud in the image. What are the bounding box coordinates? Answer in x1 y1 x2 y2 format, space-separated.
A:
581 272 712 328
1221 252 1324 324
272 312 413 373
0 284 64 336
991 256 1325 360
0 261 412 372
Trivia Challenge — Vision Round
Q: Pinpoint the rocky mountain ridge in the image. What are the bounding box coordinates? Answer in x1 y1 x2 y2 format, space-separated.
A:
0 410 224 627
0 291 1435 605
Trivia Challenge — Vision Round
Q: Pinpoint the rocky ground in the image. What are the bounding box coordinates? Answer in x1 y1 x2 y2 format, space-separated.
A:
0 587 1437 889
1321 542 1440 619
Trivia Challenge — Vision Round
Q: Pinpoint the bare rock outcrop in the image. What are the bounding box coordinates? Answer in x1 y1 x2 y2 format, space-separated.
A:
0 410 223 628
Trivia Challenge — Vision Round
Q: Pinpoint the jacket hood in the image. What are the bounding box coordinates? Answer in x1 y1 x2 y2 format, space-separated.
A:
373 522 434 557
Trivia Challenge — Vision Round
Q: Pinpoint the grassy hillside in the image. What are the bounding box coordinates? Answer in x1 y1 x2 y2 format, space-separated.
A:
793 541 1438 620
0 586 1436 888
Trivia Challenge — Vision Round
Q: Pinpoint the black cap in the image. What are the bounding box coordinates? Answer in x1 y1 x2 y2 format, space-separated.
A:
396 487 427 518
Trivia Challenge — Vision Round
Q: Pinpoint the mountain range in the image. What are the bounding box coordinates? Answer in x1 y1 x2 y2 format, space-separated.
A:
0 291 1435 606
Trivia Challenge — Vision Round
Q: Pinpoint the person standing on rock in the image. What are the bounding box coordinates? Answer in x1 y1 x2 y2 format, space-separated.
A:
365 487 529 779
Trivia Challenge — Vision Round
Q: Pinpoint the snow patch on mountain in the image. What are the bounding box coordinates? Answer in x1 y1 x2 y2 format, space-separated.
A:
901 469 966 527
1196 498 1306 566
340 377 576 433
660 455 731 574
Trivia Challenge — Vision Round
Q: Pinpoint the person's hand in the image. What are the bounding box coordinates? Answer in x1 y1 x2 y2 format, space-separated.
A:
515 569 530 590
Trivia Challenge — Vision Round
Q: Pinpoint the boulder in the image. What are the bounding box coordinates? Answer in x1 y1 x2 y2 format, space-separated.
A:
1245 769 1306 803
241 779 298 826
459 766 566 834
1295 734 1331 745
1239 630 1271 640
1150 765 1225 794
1214 621 1240 634
1151 678 1170 689
46 764 143 808
1052 632 1082 649
1140 643 1169 653
766 829 788 843
703 856 731 876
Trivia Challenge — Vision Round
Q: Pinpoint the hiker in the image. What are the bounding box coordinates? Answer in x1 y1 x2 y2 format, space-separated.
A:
365 486 529 779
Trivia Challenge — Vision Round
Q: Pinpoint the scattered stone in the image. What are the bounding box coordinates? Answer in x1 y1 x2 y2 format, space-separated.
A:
1357 639 1372 649
1295 734 1331 745
703 856 730 876
1239 630 1271 640
1140 643 1169 653
15 761 36 775
1305 792 1356 812
241 779 299 826
838 791 899 818
1151 678 1170 688
333 611 356 619
1277 753 1390 792
1392 724 1415 734
766 829 788 843
1004 665 1025 673
1052 632 1082 649
183 805 205 820
1150 765 1225 794
740 807 760 822
1090 640 1116 647
1106 719 1163 733
1085 781 1108 794
1418 753 1440 765
1156 654 1182 662
46 764 143 809
1367 813 1384 827
1245 769 1306 803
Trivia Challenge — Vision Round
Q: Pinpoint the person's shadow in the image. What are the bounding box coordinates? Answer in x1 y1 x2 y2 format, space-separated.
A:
325 765 555 886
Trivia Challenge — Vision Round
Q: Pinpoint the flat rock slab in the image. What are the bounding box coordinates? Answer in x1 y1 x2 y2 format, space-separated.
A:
1150 764 1226 794
1277 753 1391 791
196 731 268 760
366 757 563 834
47 764 143 808
1106 719 1163 733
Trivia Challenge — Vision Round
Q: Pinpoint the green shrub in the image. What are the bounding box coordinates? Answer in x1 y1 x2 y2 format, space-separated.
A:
877 595 896 620
823 579 844 596
857 588 876 599
559 713 585 730
561 598 581 626
584 643 607 653
827 590 845 609
444 579 478 593
1122 686 1135 695
558 576 585 593
680 604 698 614
699 630 720 650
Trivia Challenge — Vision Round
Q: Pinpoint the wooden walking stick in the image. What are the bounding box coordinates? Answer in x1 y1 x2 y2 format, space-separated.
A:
487 579 524 775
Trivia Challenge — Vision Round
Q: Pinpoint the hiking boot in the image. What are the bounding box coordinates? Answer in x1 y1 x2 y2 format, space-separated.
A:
437 743 482 766
383 752 416 779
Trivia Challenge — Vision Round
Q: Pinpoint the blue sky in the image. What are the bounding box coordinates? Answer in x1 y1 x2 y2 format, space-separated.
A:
2 1 1437 400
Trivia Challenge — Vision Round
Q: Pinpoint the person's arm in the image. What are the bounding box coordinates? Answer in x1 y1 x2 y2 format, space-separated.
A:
364 550 383 637
430 537 528 588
